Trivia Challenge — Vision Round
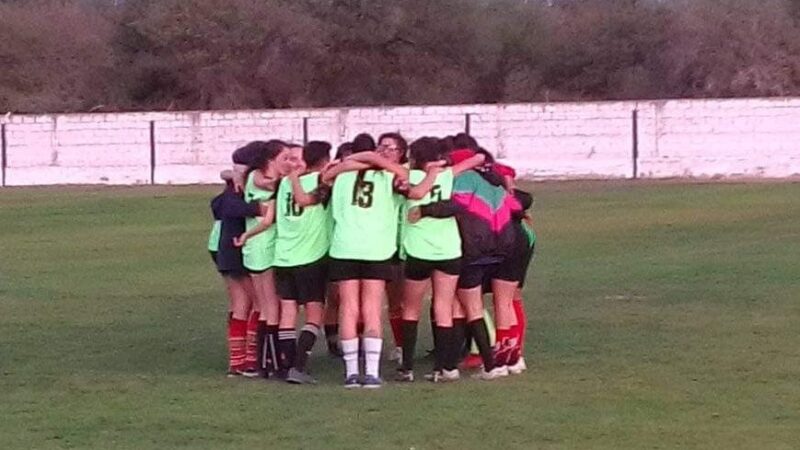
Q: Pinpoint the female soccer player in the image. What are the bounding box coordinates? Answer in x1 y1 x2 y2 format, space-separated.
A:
396 137 485 383
376 132 409 363
273 141 334 384
209 170 268 376
326 134 436 388
412 147 523 380
238 140 292 377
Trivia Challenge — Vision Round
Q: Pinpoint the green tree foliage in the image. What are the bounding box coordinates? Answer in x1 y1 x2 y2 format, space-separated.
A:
2 0 800 113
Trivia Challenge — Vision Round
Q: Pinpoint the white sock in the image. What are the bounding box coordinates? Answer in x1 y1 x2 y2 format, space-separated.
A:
341 338 359 377
363 337 383 378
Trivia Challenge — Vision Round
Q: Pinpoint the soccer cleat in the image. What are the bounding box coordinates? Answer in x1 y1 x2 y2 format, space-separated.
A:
361 374 383 389
472 365 509 381
240 368 262 378
508 357 527 375
459 354 484 370
344 374 361 389
226 368 245 378
424 368 460 383
286 368 318 385
394 369 415 382
389 346 403 363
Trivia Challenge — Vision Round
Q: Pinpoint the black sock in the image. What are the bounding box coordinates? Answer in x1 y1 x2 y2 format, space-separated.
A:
435 326 456 371
453 319 467 361
429 306 438 351
294 324 319 372
324 324 338 343
255 321 267 372
468 319 494 371
277 328 297 373
401 320 419 371
265 325 279 374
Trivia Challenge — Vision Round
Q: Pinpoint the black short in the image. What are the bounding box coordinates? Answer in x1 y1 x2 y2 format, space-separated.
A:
211 251 249 279
328 257 396 282
404 256 461 281
458 262 499 290
275 258 328 304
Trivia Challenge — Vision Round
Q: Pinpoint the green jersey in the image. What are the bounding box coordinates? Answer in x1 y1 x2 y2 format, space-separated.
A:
274 173 331 267
403 168 462 260
242 171 276 271
207 220 221 252
330 170 401 261
522 217 537 248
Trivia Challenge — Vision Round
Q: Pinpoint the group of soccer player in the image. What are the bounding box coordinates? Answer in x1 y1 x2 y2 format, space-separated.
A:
207 131 536 388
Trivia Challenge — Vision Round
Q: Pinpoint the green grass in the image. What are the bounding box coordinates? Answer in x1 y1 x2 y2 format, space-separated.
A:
1 181 799 449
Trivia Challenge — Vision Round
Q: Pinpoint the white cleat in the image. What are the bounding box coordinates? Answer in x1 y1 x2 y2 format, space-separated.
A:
508 357 527 375
472 365 509 380
424 368 461 383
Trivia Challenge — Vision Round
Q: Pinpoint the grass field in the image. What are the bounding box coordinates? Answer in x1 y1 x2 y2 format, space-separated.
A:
1 181 799 449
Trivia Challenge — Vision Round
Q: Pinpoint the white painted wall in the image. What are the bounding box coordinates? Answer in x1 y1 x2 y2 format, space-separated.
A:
1 97 799 186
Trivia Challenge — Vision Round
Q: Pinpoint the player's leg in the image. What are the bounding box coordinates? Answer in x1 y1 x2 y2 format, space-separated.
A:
286 259 327 384
396 274 428 381
458 264 506 380
324 284 341 356
225 275 251 376
429 266 459 382
386 276 405 363
338 278 361 387
275 267 299 379
491 277 519 370
360 278 387 388
252 270 281 377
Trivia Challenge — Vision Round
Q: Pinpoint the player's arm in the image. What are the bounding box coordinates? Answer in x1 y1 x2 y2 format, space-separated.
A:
408 199 462 223
451 153 486 176
346 151 409 182
406 165 442 200
233 200 275 247
320 159 371 185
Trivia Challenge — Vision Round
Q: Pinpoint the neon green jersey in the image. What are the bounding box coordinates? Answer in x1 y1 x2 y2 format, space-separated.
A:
403 168 462 260
330 170 401 261
207 220 221 252
274 173 331 267
242 171 276 271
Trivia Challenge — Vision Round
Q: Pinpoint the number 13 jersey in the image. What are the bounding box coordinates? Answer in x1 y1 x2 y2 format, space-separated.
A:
330 169 402 261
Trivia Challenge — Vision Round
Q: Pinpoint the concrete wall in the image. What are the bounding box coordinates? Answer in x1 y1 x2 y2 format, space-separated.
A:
1 97 799 186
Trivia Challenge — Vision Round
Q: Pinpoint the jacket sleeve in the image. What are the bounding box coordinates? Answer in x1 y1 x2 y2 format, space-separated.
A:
218 193 261 219
419 199 462 218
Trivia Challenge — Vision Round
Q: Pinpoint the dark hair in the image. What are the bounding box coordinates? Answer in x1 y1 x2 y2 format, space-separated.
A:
439 135 455 154
378 132 409 164
248 139 288 172
304 141 332 168
351 133 376 154
475 146 495 164
409 137 443 170
335 142 353 160
453 133 478 151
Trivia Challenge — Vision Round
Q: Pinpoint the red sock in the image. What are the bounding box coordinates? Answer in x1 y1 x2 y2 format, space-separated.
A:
494 328 514 366
389 317 404 347
228 318 247 371
512 298 527 353
244 310 260 370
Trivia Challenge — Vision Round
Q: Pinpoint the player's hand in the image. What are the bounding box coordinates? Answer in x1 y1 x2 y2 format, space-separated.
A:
233 173 245 193
233 234 247 247
407 206 422 224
